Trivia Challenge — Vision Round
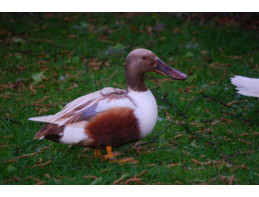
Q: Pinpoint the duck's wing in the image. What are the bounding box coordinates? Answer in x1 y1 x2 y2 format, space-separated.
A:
28 87 136 126
231 75 259 97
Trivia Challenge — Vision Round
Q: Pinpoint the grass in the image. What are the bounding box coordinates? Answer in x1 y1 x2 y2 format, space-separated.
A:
0 13 258 185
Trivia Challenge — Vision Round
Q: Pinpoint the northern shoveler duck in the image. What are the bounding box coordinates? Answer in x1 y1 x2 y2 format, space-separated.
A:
29 48 188 161
231 75 259 98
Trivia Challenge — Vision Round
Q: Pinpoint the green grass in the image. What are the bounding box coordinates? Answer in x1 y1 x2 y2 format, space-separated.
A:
0 13 258 185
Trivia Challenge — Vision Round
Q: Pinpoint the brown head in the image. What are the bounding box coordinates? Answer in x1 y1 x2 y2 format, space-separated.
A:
125 48 188 91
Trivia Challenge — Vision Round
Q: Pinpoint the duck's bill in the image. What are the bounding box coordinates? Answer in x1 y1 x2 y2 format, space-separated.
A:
152 58 188 80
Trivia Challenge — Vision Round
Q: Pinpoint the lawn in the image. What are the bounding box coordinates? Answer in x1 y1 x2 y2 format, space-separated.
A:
0 13 258 185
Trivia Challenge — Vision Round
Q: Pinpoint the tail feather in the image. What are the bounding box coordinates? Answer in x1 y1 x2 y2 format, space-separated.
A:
33 124 65 142
231 75 259 97
28 115 54 123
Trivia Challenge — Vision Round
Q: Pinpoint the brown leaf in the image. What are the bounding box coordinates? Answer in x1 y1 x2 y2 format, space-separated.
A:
136 170 148 177
220 118 233 124
35 96 49 104
13 175 21 182
237 138 252 145
201 50 212 61
224 136 231 141
16 152 38 159
229 56 242 59
33 178 46 185
68 34 76 39
173 134 184 140
185 87 192 93
227 99 247 106
124 178 143 184
211 120 221 125
174 120 185 125
115 157 138 165
208 62 222 69
0 84 15 89
3 159 17 164
1 93 11 99
105 61 111 69
164 109 172 121
166 163 180 167
45 174 51 179
82 175 98 180
192 159 201 164
1 135 13 140
66 83 78 91
42 24 49 30
33 160 52 168
172 27 181 34
65 72 81 78
26 176 33 180
89 58 102 70
29 84 37 94
240 132 259 136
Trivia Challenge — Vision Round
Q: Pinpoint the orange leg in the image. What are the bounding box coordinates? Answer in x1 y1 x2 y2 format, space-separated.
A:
104 146 137 164
105 146 114 160
94 149 102 157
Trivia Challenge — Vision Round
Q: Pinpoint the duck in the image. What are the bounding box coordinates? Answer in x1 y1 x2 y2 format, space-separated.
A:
231 75 259 98
29 48 188 161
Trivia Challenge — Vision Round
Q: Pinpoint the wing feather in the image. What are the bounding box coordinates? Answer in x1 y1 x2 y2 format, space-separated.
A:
29 87 135 126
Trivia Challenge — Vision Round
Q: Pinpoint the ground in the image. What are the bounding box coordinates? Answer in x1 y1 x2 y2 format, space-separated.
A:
0 13 258 185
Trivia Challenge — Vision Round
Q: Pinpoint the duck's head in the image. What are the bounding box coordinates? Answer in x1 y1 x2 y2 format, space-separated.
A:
125 48 188 91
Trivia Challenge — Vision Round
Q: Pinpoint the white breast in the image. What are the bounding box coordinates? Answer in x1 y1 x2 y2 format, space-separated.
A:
128 89 158 138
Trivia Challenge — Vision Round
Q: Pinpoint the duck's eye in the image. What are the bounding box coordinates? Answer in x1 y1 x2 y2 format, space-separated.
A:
142 56 146 60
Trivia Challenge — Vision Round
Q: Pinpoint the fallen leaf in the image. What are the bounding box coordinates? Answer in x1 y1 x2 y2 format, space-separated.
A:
16 152 38 159
45 174 51 179
227 100 247 106
172 27 181 34
13 175 21 182
65 72 81 78
229 56 242 59
113 173 130 184
29 84 37 94
192 159 201 164
35 96 49 104
66 83 78 91
240 132 259 136
124 177 143 184
31 72 44 84
82 175 98 180
33 160 52 168
164 109 172 121
3 159 17 164
166 163 180 167
89 58 102 70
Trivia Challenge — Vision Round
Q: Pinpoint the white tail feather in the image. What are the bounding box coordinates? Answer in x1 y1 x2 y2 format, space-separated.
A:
28 115 54 123
231 75 259 97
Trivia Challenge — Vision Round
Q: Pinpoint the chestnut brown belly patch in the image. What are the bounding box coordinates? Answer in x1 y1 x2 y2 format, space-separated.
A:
84 107 140 148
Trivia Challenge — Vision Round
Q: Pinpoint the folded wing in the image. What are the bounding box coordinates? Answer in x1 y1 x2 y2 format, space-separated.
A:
29 87 136 126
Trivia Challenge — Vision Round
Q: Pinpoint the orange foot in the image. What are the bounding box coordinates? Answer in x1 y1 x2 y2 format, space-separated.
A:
104 146 138 165
94 149 102 158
